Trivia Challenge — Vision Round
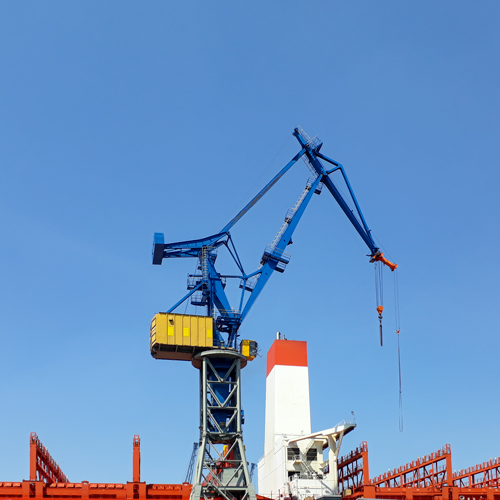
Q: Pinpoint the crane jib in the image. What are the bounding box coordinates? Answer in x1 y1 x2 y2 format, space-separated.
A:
151 127 397 355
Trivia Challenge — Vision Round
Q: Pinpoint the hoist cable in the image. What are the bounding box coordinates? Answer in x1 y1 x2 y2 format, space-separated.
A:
394 267 400 331
398 333 403 431
374 261 383 307
375 261 384 346
218 134 293 231
393 269 403 432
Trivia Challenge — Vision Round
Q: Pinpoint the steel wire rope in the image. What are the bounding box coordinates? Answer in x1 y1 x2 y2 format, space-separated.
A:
375 261 384 346
217 134 293 232
394 269 403 432
374 262 383 307
372 235 403 431
372 234 396 264
371 232 403 430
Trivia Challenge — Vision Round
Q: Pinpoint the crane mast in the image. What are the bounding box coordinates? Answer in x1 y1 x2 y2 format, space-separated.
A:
150 128 397 500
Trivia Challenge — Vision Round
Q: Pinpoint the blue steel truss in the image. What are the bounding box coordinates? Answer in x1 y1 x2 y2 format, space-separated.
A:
153 127 386 349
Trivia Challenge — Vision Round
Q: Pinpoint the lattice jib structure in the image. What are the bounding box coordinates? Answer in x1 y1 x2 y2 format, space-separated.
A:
453 457 500 488
370 444 452 489
29 432 68 484
338 441 369 493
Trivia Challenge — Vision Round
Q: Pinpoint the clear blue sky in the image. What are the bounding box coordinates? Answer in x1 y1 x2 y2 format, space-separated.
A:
1 0 499 488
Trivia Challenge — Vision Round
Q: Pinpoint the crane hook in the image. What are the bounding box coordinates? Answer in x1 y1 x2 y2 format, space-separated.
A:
377 305 384 346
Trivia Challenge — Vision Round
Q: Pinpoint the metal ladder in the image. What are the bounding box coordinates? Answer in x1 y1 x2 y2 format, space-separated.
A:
201 246 209 284
269 177 316 250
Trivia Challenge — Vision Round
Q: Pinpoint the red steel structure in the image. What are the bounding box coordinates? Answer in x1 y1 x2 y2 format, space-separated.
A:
1 434 268 500
3 434 500 500
29 433 69 484
454 458 500 489
133 435 141 484
370 444 452 489
339 442 500 500
338 441 370 492
0 480 192 500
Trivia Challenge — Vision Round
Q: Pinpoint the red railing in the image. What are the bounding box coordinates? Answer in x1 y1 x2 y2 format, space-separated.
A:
338 441 369 493
30 432 68 484
370 444 452 488
453 456 500 488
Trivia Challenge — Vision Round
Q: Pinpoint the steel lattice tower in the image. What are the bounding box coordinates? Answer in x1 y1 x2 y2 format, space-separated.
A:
190 350 256 500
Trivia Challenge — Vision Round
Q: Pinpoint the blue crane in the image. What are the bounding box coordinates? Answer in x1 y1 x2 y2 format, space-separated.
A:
152 127 396 351
184 442 199 484
151 127 397 500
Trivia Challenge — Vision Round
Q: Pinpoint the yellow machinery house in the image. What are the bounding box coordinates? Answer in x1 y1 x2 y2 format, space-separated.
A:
150 313 213 361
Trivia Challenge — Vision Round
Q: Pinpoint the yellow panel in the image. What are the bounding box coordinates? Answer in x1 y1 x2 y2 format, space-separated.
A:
195 317 202 346
167 315 176 345
154 314 168 344
174 315 183 345
196 316 202 345
240 339 257 361
198 318 203 346
183 316 190 345
190 316 198 346
242 343 249 357
206 317 212 346
150 312 214 355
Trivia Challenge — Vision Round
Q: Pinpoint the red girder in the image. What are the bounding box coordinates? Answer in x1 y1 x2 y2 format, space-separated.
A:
5 433 499 500
341 443 500 500
29 432 68 484
12 434 268 500
453 457 500 488
370 444 453 489
338 441 370 493
133 435 141 483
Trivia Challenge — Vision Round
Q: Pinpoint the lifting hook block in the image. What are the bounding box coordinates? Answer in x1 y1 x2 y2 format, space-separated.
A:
371 252 398 271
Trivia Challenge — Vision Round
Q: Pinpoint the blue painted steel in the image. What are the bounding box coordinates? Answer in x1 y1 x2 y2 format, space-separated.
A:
152 232 227 264
240 174 322 322
167 280 203 314
209 357 238 432
185 442 199 484
293 128 378 254
153 128 382 349
316 151 373 242
219 149 306 234
152 233 165 264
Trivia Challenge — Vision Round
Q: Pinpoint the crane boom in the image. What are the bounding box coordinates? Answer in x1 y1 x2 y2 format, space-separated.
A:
151 127 397 351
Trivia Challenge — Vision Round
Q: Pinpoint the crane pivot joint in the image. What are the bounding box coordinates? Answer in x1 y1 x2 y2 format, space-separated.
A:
370 251 398 271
